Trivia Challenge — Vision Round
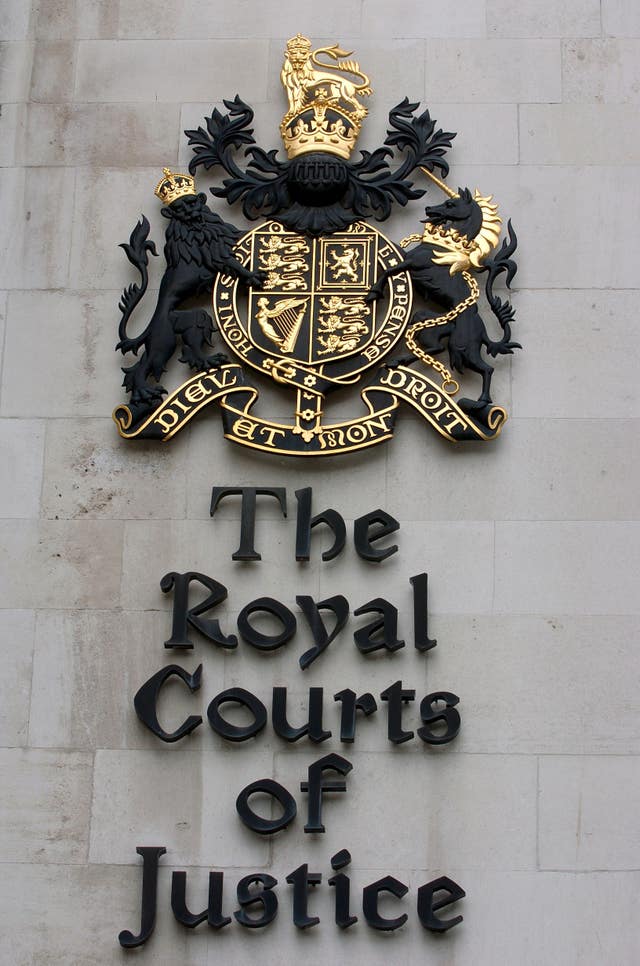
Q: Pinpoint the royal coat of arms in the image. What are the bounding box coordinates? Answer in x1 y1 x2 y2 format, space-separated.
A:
113 35 520 455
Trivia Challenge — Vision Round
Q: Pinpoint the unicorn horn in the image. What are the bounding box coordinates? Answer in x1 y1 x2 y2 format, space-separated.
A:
420 166 459 199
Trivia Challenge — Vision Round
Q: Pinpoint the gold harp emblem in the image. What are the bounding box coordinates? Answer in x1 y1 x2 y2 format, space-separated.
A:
255 296 308 353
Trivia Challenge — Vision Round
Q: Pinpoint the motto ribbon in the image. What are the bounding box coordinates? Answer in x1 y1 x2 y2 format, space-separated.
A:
113 364 506 453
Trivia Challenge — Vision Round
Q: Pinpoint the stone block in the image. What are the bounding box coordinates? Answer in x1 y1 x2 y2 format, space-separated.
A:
0 749 92 862
0 292 5 372
31 0 120 40
75 39 270 104
0 1 31 40
563 39 640 103
511 290 640 418
121 518 321 612
0 863 197 966
0 167 75 290
494 522 640 615
487 0 601 37
0 42 34 102
318 521 494 615
405 870 640 965
0 610 35 747
444 162 638 289
424 40 561 103
29 609 185 750
433 614 640 755
388 417 640 521
18 102 181 166
118 0 362 39
539 756 640 869
0 104 22 166
272 751 537 871
41 418 188 520
0 419 45 517
2 290 122 417
68 166 176 292
429 102 518 165
0 519 124 609
603 0 640 36
362 0 487 38
90 748 272 866
520 104 640 163
184 417 389 520
29 40 76 102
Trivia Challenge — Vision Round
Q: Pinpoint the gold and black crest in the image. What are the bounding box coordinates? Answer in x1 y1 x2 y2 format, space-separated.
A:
113 35 520 455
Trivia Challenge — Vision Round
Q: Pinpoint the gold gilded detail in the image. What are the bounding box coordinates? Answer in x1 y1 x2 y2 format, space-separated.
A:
423 191 502 273
255 296 308 353
329 246 359 282
280 34 372 160
258 234 310 290
154 167 196 205
317 296 369 355
213 220 412 448
420 166 459 199
417 169 502 271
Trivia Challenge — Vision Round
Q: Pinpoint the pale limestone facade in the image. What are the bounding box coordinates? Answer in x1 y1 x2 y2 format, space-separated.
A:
1 2 639 963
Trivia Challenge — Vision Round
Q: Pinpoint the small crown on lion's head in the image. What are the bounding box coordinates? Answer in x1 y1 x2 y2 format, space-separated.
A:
286 33 311 58
154 167 196 205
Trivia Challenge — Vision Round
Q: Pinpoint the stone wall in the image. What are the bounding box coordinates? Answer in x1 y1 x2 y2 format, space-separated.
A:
1 2 639 963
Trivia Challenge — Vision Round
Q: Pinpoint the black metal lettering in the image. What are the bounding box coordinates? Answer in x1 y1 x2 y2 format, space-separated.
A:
362 875 408 931
234 874 278 928
207 687 267 741
333 688 377 743
300 753 352 833
353 598 404 653
417 876 465 931
236 778 297 834
118 846 166 948
272 686 331 742
171 870 231 929
295 487 346 561
417 692 461 745
296 594 349 669
380 680 415 744
210 486 287 560
237 597 296 651
161 571 236 650
285 863 322 929
354 509 399 562
410 572 437 652
328 849 357 928
133 664 203 743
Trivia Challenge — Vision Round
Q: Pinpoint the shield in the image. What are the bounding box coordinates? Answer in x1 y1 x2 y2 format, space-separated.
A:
214 220 411 387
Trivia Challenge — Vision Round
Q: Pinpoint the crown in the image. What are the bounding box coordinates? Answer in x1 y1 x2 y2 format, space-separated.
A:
154 167 196 205
280 35 372 161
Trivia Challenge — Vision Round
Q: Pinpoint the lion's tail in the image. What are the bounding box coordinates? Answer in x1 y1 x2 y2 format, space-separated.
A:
116 216 158 355
311 49 371 91
483 220 521 351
